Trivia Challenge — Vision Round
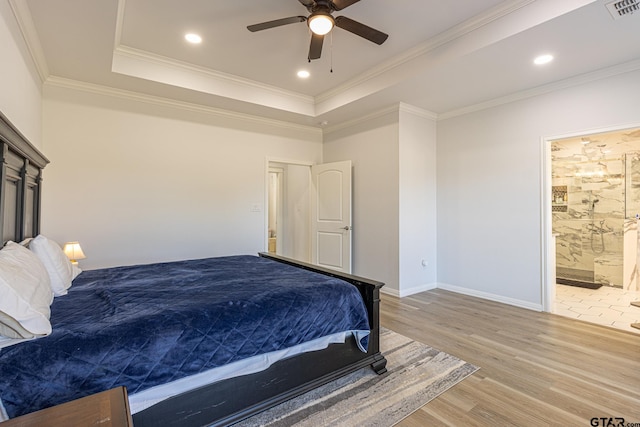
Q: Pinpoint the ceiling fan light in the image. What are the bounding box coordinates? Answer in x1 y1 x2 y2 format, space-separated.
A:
308 13 334 35
184 33 202 44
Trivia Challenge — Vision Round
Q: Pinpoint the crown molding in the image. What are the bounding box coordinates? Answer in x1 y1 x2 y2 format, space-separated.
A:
399 103 438 121
113 46 315 105
314 0 596 117
323 104 401 135
112 0 316 116
315 0 536 105
112 45 315 117
112 45 316 117
323 103 438 135
439 58 640 120
44 76 323 135
111 0 534 118
8 0 49 83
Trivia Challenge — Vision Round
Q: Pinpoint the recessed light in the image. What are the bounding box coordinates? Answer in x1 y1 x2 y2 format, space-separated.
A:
534 54 553 65
185 33 202 44
297 70 310 79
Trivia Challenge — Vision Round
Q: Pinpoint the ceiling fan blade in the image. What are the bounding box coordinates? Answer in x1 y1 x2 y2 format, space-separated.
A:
247 16 306 32
330 0 360 11
334 15 388 45
308 33 324 60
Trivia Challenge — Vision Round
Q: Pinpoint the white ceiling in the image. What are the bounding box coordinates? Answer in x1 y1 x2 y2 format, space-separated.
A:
15 0 640 128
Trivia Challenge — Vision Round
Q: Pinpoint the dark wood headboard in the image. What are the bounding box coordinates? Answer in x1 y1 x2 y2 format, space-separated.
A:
0 111 49 245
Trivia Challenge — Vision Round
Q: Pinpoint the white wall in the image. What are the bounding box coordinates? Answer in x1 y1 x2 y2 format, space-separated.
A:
437 69 640 309
323 112 400 292
323 107 438 295
0 0 42 148
41 84 322 269
398 107 438 296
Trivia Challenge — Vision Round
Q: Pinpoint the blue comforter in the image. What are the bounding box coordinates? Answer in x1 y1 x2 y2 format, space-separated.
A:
0 255 369 418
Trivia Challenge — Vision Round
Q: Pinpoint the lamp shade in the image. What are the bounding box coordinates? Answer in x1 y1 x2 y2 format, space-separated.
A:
308 13 334 35
63 242 86 262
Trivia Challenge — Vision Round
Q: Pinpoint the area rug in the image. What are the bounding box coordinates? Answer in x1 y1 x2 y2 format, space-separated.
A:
236 328 479 426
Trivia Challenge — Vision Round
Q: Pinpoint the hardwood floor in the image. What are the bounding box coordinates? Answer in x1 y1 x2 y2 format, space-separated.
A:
380 289 640 426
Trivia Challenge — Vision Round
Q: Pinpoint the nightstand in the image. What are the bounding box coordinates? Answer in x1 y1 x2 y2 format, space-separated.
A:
2 386 133 427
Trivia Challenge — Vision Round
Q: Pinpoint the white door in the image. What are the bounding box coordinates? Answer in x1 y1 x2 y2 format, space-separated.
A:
311 160 352 273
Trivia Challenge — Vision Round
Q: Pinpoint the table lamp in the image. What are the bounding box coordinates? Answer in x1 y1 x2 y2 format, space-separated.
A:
63 241 86 265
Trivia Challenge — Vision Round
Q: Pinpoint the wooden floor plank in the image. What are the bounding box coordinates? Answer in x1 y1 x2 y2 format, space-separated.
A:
382 289 640 426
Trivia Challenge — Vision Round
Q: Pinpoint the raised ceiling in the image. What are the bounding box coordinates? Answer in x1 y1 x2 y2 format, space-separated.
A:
14 0 640 128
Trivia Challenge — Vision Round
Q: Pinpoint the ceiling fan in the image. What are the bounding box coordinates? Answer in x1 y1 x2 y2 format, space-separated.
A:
247 0 388 61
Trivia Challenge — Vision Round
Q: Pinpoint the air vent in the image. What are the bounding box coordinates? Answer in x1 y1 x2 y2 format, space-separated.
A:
605 0 639 19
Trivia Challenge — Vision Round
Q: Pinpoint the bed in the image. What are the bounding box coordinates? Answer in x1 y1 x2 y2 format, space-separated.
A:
0 111 387 426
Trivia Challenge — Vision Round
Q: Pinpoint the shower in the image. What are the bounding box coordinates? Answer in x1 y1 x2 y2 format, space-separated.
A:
551 127 640 293
588 219 608 255
552 136 635 289
585 196 608 255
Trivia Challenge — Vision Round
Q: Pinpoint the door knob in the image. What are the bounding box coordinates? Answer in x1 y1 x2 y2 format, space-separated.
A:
342 226 352 231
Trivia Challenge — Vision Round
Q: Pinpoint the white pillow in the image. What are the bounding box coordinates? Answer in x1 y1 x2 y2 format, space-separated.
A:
0 310 35 339
0 241 53 337
29 235 79 296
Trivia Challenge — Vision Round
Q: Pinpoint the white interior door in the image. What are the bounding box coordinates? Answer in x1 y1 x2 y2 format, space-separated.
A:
311 160 352 273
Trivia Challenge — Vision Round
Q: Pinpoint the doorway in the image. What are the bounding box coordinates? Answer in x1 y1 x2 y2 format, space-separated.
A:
543 125 640 334
267 167 284 254
267 161 312 263
266 159 353 272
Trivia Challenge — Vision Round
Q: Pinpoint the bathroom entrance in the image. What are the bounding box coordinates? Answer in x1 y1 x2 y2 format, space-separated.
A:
548 126 640 333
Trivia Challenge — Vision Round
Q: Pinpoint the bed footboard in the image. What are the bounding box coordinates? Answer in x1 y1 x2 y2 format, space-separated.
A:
132 253 387 427
258 253 386 367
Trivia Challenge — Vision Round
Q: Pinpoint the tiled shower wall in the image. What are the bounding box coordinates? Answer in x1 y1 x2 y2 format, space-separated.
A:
552 128 640 289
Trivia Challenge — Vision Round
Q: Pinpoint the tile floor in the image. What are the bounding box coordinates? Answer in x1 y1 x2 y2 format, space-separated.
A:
554 284 640 334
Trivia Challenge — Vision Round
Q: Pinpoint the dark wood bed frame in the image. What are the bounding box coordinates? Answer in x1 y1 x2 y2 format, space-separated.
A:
0 111 387 426
0 111 48 244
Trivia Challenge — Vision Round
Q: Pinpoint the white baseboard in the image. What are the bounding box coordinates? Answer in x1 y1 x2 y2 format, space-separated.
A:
380 281 543 312
381 282 438 298
380 288 400 297
436 282 543 312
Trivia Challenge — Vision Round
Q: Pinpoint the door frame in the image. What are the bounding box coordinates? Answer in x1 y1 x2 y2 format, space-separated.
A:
540 122 640 313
